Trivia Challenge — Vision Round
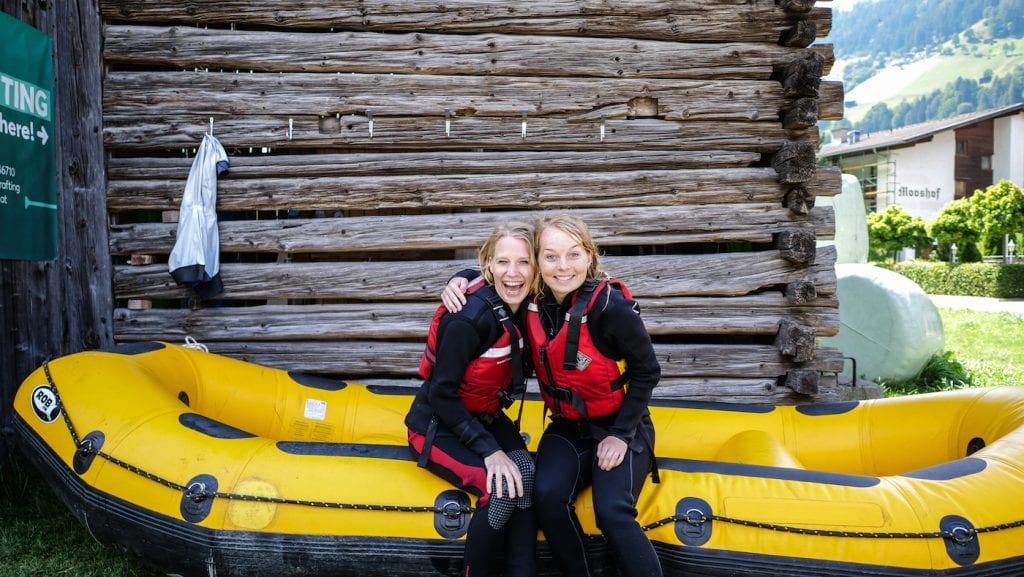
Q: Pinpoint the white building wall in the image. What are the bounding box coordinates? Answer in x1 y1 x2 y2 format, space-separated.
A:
890 131 956 221
993 112 1024 186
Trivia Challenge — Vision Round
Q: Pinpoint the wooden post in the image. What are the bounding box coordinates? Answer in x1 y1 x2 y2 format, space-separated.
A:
775 318 816 362
782 369 819 396
772 141 817 184
784 280 817 304
783 185 816 215
774 52 825 98
775 230 817 265
781 97 818 130
778 20 817 48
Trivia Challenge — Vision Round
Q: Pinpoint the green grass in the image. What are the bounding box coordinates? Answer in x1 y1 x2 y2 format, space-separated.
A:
938 308 1024 387
0 449 161 577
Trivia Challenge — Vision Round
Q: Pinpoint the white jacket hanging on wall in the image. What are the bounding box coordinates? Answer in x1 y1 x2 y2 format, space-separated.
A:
168 134 229 298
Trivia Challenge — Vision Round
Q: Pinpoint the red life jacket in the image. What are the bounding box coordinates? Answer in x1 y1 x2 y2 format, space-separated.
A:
418 276 524 414
526 280 631 420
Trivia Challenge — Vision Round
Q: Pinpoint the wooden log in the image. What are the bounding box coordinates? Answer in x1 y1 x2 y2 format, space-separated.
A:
780 97 818 130
112 293 839 342
775 230 818 265
103 25 834 79
782 368 819 396
106 166 838 213
105 71 800 122
778 0 816 14
109 204 834 255
103 114 817 151
783 185 816 215
784 280 818 304
778 20 816 48
772 51 825 99
774 318 816 362
99 2 833 43
772 140 818 184
107 150 763 180
819 80 844 121
111 248 839 301
190 340 844 378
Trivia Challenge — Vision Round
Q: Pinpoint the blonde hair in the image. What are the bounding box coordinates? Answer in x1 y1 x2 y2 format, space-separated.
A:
535 213 607 284
478 220 537 285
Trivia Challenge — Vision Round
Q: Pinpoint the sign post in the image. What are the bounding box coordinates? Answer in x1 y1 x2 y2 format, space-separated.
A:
0 11 57 260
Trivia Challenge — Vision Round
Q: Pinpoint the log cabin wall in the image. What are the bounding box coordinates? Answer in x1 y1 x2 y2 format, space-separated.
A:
101 0 844 403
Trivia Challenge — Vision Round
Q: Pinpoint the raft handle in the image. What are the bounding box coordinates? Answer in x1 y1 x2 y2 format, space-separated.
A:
948 525 976 545
684 508 708 526
185 482 209 503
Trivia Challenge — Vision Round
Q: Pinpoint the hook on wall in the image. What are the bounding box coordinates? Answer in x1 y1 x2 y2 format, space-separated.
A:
521 111 528 140
208 117 214 136
367 111 374 139
444 109 452 138
288 118 294 140
600 115 606 143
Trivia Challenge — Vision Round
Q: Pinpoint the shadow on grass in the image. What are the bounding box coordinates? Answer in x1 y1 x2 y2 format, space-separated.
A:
0 445 163 577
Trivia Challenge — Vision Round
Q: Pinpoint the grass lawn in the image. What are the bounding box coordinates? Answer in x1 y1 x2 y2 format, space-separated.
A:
937 308 1024 387
0 449 162 577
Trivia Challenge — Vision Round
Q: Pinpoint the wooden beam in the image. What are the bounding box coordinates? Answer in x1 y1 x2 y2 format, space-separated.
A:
111 247 838 300
107 167 841 212
99 3 833 43
112 293 839 342
104 26 833 79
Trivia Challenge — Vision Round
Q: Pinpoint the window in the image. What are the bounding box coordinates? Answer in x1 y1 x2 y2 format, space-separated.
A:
955 180 968 198
955 140 968 155
981 155 992 170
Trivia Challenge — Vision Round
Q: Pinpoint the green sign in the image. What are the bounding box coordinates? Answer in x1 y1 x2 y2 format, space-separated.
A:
0 11 56 260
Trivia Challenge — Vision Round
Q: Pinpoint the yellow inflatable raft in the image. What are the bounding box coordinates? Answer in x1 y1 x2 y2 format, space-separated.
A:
14 342 1024 576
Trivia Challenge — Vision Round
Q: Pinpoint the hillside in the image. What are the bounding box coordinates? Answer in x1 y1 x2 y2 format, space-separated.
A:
824 0 1024 128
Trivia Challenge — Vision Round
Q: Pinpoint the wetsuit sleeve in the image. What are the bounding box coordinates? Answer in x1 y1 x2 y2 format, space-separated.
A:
592 295 661 443
427 314 503 458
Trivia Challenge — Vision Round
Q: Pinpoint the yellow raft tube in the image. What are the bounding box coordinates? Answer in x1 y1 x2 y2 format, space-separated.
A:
14 341 1024 576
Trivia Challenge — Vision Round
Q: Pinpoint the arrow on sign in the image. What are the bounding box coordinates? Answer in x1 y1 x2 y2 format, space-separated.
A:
36 125 49 145
25 196 57 210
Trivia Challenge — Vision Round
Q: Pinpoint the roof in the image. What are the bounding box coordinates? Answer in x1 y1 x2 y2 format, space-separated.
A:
818 102 1024 159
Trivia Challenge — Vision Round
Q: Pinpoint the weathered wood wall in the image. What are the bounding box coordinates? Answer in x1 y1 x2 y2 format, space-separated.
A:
101 0 843 403
0 0 111 461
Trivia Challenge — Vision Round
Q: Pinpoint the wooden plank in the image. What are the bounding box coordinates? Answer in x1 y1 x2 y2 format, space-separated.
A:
110 204 834 255
107 166 841 212
112 294 839 342
99 3 833 43
103 114 818 151
107 150 763 180
183 340 844 377
103 26 833 79
111 248 838 300
104 72 796 121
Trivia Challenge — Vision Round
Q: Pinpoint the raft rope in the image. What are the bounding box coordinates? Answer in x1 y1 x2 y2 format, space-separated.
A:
41 361 1024 539
42 360 472 519
641 508 1024 544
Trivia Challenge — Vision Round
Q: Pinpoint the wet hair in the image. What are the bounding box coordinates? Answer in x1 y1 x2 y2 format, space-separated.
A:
535 213 607 282
478 220 537 286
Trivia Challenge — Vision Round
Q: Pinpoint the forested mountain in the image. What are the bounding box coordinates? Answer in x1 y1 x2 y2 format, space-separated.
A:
831 0 1023 59
827 0 1024 134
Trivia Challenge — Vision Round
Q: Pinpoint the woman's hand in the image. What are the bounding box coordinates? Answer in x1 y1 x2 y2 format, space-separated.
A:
441 277 470 313
484 450 524 499
596 435 628 471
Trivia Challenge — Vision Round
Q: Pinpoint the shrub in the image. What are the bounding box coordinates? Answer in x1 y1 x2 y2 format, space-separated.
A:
877 351 975 397
885 261 1024 298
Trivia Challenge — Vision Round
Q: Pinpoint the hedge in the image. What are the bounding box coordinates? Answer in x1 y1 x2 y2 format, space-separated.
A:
879 262 1024 298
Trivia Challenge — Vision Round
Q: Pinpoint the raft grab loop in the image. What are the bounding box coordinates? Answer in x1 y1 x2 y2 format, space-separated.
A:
181 474 219 523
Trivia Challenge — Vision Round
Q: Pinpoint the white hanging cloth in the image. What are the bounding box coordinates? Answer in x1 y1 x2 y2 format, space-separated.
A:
168 134 229 298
